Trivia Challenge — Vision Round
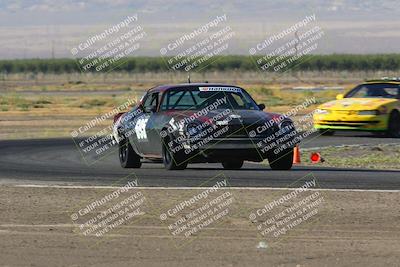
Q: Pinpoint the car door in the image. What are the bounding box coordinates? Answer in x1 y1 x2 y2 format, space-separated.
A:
128 92 156 155
136 91 164 156
144 92 171 156
397 86 400 110
146 91 179 156
122 106 147 155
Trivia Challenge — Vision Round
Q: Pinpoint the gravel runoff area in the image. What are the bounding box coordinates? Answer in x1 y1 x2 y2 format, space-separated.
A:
1 183 399 267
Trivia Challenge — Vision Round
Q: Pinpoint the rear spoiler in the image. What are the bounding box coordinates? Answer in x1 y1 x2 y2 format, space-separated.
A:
114 112 125 123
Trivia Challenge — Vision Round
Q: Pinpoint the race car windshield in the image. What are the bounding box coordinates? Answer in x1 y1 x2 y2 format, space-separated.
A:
160 87 260 111
345 83 400 99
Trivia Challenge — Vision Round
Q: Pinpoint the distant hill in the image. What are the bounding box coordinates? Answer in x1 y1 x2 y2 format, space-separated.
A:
0 0 399 58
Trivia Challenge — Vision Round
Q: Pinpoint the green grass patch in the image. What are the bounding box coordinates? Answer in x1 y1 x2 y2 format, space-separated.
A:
302 144 400 170
79 99 108 108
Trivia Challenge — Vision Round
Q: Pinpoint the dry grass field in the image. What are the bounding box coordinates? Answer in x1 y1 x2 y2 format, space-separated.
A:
0 70 396 139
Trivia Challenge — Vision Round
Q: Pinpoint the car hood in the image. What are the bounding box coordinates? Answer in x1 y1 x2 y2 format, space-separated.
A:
166 109 279 125
318 98 397 111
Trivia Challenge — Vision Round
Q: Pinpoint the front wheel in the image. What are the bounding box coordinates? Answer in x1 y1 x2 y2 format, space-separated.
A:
268 149 294 170
119 139 142 168
318 129 335 136
162 139 188 170
387 111 400 138
221 160 244 170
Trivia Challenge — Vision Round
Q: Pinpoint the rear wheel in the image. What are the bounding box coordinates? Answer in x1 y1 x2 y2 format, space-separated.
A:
372 132 385 137
318 129 335 136
387 111 400 138
162 138 188 170
268 149 294 170
119 139 142 168
221 160 244 170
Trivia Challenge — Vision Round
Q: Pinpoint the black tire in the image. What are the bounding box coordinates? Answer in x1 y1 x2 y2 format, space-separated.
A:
268 149 294 170
318 129 335 136
372 132 385 137
221 160 244 170
119 139 142 168
387 111 400 138
162 138 188 170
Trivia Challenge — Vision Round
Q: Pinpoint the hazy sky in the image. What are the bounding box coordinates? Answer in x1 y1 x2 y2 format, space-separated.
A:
0 0 399 59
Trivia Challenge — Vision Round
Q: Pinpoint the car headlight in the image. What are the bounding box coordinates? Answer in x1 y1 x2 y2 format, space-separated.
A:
358 110 378 115
315 109 330 115
378 106 388 114
186 122 201 137
279 120 295 134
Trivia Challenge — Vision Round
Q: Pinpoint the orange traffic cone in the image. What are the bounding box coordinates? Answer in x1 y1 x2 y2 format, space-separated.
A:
310 152 325 164
293 145 301 164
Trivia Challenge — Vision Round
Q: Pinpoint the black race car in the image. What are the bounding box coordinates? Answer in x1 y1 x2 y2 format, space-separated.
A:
113 83 298 170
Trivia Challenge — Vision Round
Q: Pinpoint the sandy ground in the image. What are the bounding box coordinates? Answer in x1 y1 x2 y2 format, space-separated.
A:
300 144 400 170
0 185 399 267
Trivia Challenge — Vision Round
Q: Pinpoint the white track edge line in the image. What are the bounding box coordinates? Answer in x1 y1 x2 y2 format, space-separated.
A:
11 184 400 193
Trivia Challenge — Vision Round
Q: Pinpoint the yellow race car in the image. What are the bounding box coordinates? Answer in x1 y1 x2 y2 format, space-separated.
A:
313 79 400 137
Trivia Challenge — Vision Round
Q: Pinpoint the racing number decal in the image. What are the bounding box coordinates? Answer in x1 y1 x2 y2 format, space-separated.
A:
135 117 149 140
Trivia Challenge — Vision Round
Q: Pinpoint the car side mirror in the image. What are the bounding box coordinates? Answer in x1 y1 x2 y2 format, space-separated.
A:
150 106 158 113
138 104 145 111
258 103 266 110
336 94 344 100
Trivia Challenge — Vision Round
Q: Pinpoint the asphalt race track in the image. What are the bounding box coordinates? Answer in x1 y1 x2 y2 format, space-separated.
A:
0 133 399 190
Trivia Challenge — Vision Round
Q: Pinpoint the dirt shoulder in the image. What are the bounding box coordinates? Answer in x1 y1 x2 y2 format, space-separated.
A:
0 185 399 267
301 144 400 170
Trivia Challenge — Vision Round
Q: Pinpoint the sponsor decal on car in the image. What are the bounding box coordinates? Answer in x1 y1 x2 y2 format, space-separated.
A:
135 116 150 140
199 87 242 93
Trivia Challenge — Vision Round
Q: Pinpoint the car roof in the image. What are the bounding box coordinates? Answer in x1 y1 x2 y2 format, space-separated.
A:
149 83 243 93
365 78 400 85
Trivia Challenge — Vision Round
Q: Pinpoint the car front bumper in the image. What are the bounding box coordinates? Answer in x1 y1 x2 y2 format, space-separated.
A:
313 114 389 131
184 137 264 151
182 135 298 155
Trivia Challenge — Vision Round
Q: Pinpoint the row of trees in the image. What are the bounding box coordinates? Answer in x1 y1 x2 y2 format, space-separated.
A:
0 54 399 73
